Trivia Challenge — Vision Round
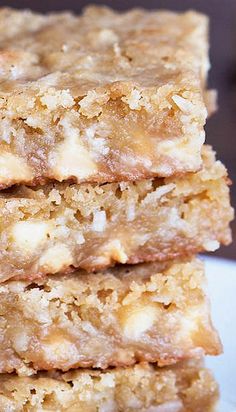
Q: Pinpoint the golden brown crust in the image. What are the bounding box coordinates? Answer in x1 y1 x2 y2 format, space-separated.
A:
0 6 209 188
0 145 233 282
0 258 221 374
0 360 219 412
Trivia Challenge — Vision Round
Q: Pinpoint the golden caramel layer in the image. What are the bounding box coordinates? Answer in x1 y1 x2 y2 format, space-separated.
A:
0 6 210 188
0 360 218 412
0 259 221 374
0 146 233 282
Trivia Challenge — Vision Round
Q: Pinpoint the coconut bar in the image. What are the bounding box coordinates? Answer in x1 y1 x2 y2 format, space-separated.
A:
0 146 233 282
0 360 219 412
0 6 210 188
0 258 221 374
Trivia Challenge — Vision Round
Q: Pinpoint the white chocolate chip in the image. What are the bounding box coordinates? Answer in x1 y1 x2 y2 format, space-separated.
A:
12 332 30 353
39 244 73 273
108 240 128 264
12 221 50 252
43 337 78 363
99 374 115 388
203 240 220 252
177 307 202 341
157 133 204 166
0 152 32 181
97 29 118 45
122 304 157 340
51 119 97 180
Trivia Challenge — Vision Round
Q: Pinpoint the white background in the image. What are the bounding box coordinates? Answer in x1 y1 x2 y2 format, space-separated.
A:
205 256 236 411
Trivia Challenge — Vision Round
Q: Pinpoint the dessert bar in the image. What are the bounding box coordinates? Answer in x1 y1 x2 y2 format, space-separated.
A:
0 6 210 188
0 360 219 412
0 146 233 282
0 259 221 374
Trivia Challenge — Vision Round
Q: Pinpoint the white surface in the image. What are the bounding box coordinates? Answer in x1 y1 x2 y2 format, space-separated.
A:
204 256 236 411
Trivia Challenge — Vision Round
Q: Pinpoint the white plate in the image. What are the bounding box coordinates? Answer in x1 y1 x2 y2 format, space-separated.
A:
204 256 236 411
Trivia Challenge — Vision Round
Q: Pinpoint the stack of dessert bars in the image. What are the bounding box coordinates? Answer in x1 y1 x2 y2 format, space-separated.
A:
0 6 233 412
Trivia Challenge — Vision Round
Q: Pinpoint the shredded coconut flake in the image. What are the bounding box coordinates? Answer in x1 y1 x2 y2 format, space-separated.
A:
92 210 107 232
127 202 136 221
76 232 85 245
172 95 194 113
